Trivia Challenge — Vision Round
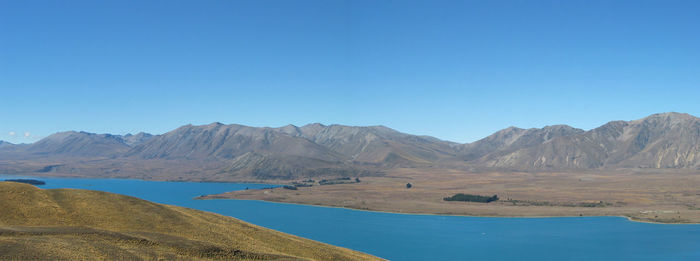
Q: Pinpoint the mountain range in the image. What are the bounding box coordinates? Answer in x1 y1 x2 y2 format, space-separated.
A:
1 112 698 181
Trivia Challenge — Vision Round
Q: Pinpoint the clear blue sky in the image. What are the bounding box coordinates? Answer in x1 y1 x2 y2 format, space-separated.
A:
1 0 699 144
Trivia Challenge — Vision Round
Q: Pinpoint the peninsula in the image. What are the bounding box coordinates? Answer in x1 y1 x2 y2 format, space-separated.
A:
199 168 700 224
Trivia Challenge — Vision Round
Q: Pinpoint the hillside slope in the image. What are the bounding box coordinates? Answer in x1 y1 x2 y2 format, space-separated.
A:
458 125 584 161
475 112 700 170
0 182 380 260
278 124 457 167
126 123 362 179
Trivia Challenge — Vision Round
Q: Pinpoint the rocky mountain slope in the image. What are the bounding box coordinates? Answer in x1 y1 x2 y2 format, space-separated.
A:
457 125 585 161
276 123 458 166
0 112 698 181
474 112 700 170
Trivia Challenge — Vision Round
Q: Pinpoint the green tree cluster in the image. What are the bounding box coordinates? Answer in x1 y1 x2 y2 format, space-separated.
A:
443 193 498 203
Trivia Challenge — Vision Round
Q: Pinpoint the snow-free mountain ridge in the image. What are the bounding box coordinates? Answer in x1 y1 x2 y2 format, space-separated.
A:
1 112 698 180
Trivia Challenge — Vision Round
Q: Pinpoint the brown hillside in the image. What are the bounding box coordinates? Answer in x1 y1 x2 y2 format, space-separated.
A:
0 182 380 260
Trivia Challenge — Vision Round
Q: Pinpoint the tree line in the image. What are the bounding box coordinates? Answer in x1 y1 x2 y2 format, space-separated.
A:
443 193 499 203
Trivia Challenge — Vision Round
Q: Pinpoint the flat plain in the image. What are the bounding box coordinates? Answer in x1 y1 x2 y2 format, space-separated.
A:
202 168 700 224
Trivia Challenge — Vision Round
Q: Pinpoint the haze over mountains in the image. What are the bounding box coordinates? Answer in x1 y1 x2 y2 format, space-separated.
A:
1 112 698 181
0 141 14 148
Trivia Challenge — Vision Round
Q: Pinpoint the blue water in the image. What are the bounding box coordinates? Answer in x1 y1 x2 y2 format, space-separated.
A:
3 175 700 260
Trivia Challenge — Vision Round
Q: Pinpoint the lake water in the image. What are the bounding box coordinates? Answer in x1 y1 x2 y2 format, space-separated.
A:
3 175 700 260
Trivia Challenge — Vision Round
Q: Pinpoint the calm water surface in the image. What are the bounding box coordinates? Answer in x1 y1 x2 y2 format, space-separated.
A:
3 175 699 260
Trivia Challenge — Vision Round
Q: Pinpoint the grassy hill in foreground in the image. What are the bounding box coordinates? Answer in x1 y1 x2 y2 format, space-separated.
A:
0 182 380 260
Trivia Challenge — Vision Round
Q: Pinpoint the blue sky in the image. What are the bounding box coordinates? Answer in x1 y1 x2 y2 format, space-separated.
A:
1 0 699 144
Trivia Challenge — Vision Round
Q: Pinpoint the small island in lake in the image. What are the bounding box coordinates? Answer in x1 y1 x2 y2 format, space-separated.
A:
4 179 45 185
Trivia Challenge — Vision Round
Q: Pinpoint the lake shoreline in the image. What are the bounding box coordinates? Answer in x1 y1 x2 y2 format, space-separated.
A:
7 172 700 225
199 194 700 225
2 174 699 260
197 169 700 225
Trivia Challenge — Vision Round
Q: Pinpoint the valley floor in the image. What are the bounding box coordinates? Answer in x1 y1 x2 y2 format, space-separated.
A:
200 168 700 224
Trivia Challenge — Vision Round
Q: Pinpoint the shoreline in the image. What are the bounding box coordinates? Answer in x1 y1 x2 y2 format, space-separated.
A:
199 195 700 225
196 170 700 225
6 172 700 225
0 173 282 186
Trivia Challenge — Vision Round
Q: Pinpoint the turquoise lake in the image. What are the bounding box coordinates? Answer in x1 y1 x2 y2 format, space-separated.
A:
3 175 699 260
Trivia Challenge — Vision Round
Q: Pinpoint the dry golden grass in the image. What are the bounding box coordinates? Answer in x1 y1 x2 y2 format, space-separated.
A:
204 168 700 224
0 182 381 260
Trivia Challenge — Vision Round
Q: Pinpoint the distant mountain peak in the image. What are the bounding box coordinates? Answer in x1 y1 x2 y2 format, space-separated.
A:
542 124 578 130
634 112 698 124
366 125 397 132
123 132 151 137
648 111 693 118
121 132 154 146
21 131 131 158
301 123 326 128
